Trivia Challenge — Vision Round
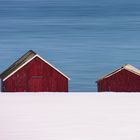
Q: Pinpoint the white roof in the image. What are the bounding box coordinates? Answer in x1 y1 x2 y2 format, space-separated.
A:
97 64 140 82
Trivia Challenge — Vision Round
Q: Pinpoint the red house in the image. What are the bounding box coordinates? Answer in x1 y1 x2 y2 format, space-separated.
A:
0 50 70 92
97 64 140 92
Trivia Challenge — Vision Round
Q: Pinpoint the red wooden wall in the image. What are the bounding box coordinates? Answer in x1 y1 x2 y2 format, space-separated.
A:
98 69 140 92
2 57 68 92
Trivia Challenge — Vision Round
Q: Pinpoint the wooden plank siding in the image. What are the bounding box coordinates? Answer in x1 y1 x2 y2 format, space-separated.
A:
2 57 68 92
97 69 140 92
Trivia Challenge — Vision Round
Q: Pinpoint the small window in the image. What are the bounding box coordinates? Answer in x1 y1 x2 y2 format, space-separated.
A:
32 76 48 78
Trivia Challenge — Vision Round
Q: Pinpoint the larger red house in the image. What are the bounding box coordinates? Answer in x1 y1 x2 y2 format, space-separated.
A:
0 50 70 92
97 64 140 92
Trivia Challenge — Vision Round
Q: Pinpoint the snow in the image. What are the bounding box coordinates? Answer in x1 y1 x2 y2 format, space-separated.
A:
0 93 140 140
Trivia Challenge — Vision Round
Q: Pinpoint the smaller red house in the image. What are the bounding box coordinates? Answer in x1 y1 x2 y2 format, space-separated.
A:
0 50 70 92
97 64 140 92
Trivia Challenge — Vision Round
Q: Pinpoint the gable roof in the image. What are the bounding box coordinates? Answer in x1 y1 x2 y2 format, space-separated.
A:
0 50 70 81
97 64 140 82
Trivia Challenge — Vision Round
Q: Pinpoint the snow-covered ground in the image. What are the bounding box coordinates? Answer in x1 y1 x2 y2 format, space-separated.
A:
0 93 140 140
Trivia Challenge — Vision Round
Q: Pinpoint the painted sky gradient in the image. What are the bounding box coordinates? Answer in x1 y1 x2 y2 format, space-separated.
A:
0 0 140 91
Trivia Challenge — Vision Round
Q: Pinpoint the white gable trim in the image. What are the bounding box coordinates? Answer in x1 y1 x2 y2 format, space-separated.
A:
125 68 140 76
97 65 140 82
3 54 70 81
104 65 140 79
96 68 122 82
36 55 70 80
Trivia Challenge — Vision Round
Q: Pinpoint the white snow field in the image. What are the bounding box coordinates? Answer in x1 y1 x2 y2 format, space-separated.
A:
0 93 140 140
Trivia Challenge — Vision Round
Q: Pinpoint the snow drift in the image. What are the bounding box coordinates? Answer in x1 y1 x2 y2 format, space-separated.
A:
0 93 140 140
